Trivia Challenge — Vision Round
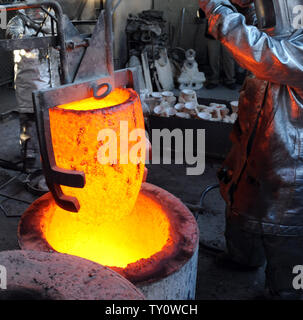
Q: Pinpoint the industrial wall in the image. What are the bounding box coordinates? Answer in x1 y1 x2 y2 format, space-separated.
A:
153 0 208 65
113 0 208 68
113 0 152 68
61 0 153 68
57 0 99 21
0 0 208 86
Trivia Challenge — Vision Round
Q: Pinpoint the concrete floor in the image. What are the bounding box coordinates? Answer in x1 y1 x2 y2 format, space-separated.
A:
0 85 267 300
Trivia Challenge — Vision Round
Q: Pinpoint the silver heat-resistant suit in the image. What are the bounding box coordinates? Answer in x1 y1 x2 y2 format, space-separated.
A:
6 4 60 167
199 0 303 298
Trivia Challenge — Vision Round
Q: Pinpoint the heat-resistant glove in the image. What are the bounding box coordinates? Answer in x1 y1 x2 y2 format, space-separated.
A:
199 0 237 17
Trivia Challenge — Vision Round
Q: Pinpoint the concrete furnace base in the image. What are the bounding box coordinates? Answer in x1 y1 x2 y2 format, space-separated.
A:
0 250 145 300
18 183 199 300
138 245 199 300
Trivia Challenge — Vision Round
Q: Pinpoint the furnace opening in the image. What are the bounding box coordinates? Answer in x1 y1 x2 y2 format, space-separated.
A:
40 191 171 269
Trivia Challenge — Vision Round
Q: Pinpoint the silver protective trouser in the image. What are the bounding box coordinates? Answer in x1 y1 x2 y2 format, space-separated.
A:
19 113 41 170
207 38 236 85
225 208 303 299
19 113 39 155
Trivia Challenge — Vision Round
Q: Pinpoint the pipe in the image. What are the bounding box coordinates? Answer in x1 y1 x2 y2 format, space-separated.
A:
199 184 220 212
178 8 186 47
104 0 124 85
105 0 115 83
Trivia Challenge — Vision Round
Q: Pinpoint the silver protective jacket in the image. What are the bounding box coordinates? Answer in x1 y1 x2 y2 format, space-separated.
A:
208 5 303 235
6 8 60 113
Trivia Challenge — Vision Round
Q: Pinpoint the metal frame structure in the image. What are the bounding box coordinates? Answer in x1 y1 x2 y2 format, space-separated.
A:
32 0 139 212
0 0 140 212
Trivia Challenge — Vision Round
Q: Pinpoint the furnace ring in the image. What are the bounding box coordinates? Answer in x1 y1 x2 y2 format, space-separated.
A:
18 183 199 288
0 250 145 300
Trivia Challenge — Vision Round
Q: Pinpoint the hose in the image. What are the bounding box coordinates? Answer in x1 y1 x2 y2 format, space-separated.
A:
196 183 225 254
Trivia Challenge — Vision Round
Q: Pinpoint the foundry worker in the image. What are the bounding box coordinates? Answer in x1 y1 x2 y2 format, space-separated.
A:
6 1 60 173
199 0 303 299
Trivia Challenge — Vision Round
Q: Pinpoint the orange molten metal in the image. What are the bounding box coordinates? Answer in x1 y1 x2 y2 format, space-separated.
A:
41 190 171 268
44 88 171 268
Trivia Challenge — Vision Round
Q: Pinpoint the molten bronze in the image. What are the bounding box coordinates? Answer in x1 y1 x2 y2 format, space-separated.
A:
18 183 199 286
